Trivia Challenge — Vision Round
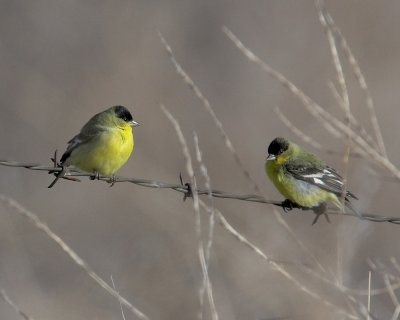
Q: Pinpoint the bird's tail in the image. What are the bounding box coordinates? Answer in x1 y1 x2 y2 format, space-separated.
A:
345 198 362 218
332 194 361 218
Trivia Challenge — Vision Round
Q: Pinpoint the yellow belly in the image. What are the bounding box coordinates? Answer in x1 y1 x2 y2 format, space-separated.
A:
66 129 134 176
266 161 340 208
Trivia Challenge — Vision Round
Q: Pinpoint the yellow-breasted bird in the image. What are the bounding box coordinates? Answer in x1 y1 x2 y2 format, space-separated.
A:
265 137 358 223
49 105 138 188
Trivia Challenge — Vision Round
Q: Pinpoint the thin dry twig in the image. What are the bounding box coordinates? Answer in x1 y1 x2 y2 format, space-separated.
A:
194 133 216 264
316 0 352 291
194 132 216 320
368 259 399 283
296 259 400 299
272 207 329 274
316 0 350 115
369 260 400 320
392 306 400 320
345 281 400 297
161 105 219 320
274 107 322 150
158 31 260 194
0 194 150 320
391 257 400 275
110 276 127 320
274 105 365 160
199 200 367 320
158 30 335 280
368 271 372 320
316 0 352 202
222 26 400 180
319 2 387 157
328 81 378 150
0 289 34 320
222 26 342 140
384 274 400 308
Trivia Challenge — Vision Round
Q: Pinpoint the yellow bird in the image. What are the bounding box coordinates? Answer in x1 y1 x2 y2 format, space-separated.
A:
265 137 359 223
49 105 138 187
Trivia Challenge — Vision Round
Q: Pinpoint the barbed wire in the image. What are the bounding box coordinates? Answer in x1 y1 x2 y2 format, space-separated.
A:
1 159 399 225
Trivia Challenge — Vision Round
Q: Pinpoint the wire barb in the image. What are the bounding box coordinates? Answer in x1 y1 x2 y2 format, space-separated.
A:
179 173 193 201
48 150 81 188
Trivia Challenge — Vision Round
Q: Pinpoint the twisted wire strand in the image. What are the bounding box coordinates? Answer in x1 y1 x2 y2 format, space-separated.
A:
1 159 399 224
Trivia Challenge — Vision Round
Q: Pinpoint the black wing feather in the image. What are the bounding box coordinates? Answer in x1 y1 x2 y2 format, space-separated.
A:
284 159 357 200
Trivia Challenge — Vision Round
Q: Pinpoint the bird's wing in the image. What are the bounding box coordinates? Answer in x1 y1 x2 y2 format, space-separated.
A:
60 125 108 164
284 158 357 199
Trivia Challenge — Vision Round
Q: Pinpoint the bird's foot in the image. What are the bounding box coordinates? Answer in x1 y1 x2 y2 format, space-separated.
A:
311 203 331 225
281 199 297 212
90 171 100 180
108 175 117 187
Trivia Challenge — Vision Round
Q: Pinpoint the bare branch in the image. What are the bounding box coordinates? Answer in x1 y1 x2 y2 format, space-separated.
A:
161 105 219 320
0 289 35 320
222 26 400 180
158 31 261 194
319 2 387 157
194 132 216 320
274 107 322 150
199 200 367 320
0 194 150 320
110 276 127 320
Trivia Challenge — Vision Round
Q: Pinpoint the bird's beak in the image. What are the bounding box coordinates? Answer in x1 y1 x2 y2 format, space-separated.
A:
266 154 276 161
130 119 139 127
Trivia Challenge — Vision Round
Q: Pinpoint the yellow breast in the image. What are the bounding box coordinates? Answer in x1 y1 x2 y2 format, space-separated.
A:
67 126 134 176
265 159 340 208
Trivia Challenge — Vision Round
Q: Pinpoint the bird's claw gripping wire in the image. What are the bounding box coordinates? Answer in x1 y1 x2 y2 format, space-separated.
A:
90 171 100 181
179 173 193 202
281 199 297 212
281 199 330 225
108 175 117 187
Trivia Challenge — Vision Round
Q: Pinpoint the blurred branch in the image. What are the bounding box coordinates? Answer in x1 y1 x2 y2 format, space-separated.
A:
161 104 219 320
0 289 34 320
274 107 322 150
1 159 399 224
0 194 150 320
194 132 217 320
199 200 367 319
316 0 386 157
158 31 335 278
316 0 352 292
274 106 365 159
110 275 127 320
158 31 261 194
222 26 400 181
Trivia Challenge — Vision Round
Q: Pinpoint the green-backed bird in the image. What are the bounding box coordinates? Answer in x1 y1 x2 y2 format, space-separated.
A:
265 137 358 222
49 105 138 187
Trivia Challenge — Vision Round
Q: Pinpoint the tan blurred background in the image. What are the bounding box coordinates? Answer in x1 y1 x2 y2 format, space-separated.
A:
1 0 400 319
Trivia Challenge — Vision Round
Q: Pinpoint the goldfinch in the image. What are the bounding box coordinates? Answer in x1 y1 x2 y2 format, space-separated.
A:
49 105 138 187
265 137 358 223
